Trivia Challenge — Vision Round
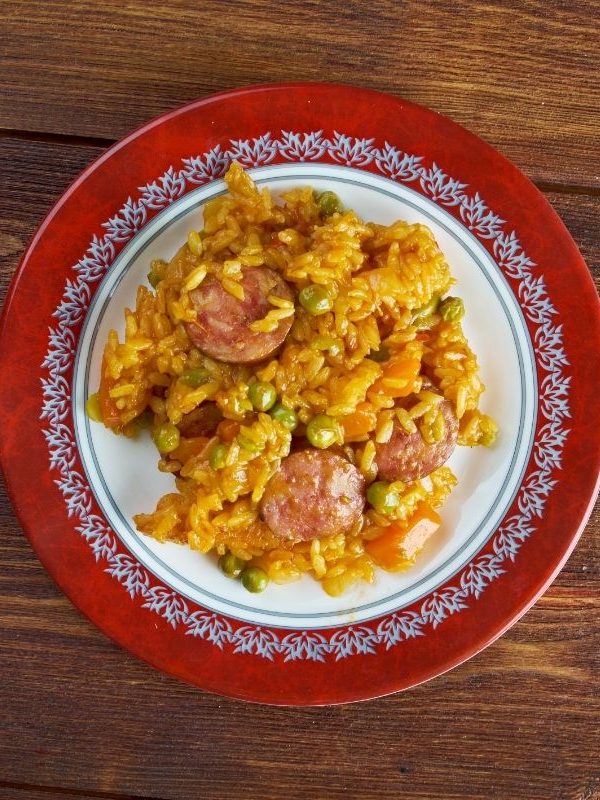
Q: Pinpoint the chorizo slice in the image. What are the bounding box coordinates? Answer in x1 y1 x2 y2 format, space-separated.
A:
186 267 294 363
376 400 458 483
260 450 366 541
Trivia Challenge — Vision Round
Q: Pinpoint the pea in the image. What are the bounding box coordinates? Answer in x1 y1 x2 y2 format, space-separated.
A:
269 403 298 431
306 414 340 449
312 336 343 357
439 296 465 323
237 433 260 454
299 284 333 316
366 481 400 514
368 344 390 363
412 295 440 322
317 191 342 217
208 443 228 470
147 269 161 289
248 381 277 412
86 392 103 423
480 428 496 448
219 552 245 578
147 259 167 288
180 367 211 388
152 423 180 454
134 409 153 429
241 566 269 593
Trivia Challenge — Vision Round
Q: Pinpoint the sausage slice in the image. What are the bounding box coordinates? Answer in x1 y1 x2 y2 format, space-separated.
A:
376 400 458 483
186 267 294 363
260 450 366 541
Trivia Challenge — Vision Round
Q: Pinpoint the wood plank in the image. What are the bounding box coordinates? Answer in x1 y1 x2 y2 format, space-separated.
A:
0 494 598 800
0 136 598 799
0 785 154 800
0 0 599 187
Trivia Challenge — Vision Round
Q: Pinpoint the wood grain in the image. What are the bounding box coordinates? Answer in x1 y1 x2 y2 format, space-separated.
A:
0 482 598 800
0 0 599 187
0 134 599 799
0 787 139 800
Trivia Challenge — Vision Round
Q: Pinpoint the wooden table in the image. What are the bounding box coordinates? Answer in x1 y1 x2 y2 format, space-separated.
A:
1 2 598 798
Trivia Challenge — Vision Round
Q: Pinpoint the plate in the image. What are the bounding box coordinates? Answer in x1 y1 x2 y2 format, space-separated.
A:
1 84 599 705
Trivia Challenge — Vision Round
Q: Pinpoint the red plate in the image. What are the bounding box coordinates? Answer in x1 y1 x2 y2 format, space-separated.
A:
1 84 599 705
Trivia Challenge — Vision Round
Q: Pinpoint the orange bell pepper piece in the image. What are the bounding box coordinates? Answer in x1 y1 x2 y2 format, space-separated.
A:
217 419 240 442
170 436 210 463
369 357 421 399
365 502 441 569
341 403 378 441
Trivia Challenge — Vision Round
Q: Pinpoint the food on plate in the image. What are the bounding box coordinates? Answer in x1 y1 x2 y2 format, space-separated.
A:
375 399 459 483
90 162 497 596
260 450 366 541
186 267 294 362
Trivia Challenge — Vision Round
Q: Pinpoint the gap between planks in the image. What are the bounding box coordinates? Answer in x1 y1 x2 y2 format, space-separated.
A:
0 778 169 800
1 127 599 199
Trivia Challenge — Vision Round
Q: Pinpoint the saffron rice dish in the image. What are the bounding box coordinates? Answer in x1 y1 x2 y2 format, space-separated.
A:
88 163 497 597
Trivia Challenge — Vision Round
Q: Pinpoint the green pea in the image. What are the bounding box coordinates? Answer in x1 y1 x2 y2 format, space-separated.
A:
269 403 298 431
152 423 180 454
368 344 390 363
180 367 211 388
147 260 167 289
208 443 228 470
299 284 333 316
412 295 440 322
311 336 343 358
306 414 340 449
237 433 260 454
134 409 153 429
241 566 269 593
366 481 400 515
439 296 465 323
86 392 103 423
248 381 277 412
480 428 496 448
219 552 245 578
317 191 342 217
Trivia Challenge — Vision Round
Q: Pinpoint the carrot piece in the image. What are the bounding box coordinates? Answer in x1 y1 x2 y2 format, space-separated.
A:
341 405 378 440
384 358 421 382
369 357 421 398
170 436 210 463
365 502 441 570
217 419 240 442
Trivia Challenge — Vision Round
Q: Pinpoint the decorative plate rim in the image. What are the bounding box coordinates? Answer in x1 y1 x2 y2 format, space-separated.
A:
41 129 568 662
1 83 598 703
